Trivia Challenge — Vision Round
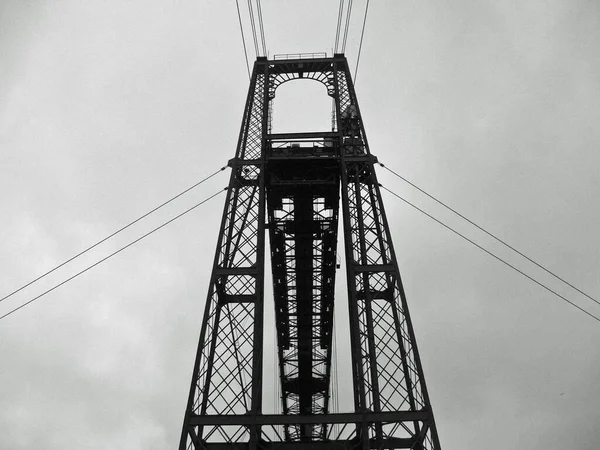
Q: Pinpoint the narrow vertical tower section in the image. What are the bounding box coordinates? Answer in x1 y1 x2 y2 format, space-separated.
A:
179 54 441 450
334 59 442 450
179 59 269 450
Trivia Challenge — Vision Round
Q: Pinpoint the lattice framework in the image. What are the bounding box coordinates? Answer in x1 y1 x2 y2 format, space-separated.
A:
179 55 441 450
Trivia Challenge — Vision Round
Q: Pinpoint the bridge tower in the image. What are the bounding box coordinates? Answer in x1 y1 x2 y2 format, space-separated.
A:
179 54 441 450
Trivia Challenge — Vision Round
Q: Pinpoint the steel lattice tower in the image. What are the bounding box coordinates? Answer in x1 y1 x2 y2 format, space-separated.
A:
179 54 441 450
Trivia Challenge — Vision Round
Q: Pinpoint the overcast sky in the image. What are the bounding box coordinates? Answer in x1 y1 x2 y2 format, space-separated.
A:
1 1 599 449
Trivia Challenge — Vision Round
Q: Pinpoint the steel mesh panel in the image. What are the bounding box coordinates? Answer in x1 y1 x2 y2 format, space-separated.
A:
239 73 266 160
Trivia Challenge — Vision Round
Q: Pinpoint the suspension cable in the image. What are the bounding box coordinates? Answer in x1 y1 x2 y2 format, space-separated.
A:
256 0 267 57
235 0 251 79
341 0 353 53
247 0 260 57
0 188 226 321
0 166 227 308
354 0 370 82
379 161 600 309
334 0 344 53
380 184 600 323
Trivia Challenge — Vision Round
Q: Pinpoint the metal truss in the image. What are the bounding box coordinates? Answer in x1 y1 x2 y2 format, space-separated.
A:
179 55 441 450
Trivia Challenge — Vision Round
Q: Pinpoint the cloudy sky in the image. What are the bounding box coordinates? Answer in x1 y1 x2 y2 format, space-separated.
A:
1 1 599 449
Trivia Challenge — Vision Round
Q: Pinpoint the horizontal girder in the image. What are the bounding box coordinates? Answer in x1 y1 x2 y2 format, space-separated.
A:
188 411 431 426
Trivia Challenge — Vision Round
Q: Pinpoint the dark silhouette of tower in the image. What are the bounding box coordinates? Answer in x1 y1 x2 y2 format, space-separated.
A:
179 54 441 450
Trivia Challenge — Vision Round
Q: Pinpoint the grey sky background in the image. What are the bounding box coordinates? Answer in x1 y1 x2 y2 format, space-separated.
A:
1 1 599 449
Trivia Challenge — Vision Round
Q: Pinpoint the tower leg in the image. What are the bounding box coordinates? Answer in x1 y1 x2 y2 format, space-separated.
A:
335 58 441 449
179 61 268 450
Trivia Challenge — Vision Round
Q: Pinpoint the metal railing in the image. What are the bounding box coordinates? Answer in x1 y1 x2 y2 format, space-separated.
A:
273 52 327 60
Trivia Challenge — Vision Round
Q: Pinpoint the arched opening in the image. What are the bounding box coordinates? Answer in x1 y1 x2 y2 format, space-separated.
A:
270 80 333 133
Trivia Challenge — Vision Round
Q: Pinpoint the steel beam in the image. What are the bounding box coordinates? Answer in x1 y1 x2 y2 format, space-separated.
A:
188 411 431 426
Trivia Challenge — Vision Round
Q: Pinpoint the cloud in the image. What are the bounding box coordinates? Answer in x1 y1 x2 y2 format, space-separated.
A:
1 1 599 449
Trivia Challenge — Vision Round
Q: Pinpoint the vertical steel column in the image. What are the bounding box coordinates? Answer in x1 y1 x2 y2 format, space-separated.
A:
179 58 269 450
334 55 441 449
333 57 371 450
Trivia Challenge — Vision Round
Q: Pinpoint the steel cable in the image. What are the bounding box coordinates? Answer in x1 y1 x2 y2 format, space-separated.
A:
247 0 260 57
0 166 227 308
256 0 267 57
235 0 251 79
380 184 600 323
0 188 226 321
354 0 370 82
334 0 345 53
341 0 353 53
379 161 600 309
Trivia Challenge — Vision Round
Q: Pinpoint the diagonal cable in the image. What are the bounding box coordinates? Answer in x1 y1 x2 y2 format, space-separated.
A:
334 0 344 53
0 166 227 307
247 0 260 57
354 0 370 83
0 188 226 321
341 0 353 53
256 0 267 56
235 0 251 79
379 161 600 309
380 184 600 324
